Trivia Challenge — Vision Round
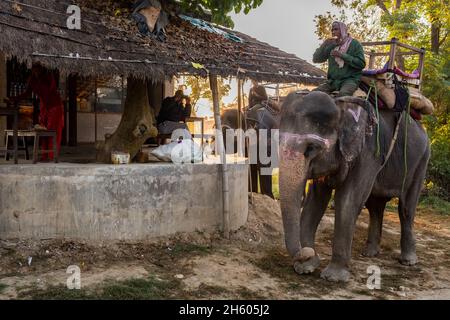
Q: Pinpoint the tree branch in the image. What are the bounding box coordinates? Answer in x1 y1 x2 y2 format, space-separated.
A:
375 0 391 16
439 30 449 47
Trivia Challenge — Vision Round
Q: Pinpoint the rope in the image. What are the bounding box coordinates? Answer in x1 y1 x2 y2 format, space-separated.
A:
369 80 381 157
401 87 412 193
382 112 404 167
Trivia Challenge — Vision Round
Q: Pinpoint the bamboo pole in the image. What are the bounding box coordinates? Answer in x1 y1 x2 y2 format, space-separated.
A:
210 74 230 239
94 78 98 143
237 78 243 156
242 79 254 205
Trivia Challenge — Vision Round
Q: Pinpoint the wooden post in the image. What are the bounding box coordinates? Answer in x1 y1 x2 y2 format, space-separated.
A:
237 78 243 157
368 50 376 69
68 74 77 146
94 78 98 143
418 49 425 92
388 38 398 70
12 101 18 164
210 74 230 239
242 79 253 204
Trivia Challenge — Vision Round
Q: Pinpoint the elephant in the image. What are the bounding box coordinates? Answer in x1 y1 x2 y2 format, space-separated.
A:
279 91 430 282
221 103 280 198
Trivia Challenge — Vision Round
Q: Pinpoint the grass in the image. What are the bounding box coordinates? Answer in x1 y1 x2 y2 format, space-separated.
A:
250 246 343 297
0 283 7 294
19 276 183 300
272 169 279 200
419 195 450 215
169 243 212 257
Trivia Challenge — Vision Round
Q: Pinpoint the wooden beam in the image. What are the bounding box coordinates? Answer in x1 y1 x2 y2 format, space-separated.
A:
237 78 243 157
365 50 421 57
362 39 425 54
418 50 425 92
210 74 230 239
368 50 376 69
361 40 394 46
94 78 98 143
67 74 77 147
388 38 398 70
396 42 426 54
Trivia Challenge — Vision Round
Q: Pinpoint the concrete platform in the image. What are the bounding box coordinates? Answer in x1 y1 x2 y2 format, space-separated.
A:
0 161 248 241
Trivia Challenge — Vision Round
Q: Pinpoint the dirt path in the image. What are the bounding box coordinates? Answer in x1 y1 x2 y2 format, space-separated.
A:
0 194 449 300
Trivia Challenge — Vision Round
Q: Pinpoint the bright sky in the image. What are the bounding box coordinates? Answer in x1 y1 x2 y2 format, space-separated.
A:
230 0 339 64
185 0 339 117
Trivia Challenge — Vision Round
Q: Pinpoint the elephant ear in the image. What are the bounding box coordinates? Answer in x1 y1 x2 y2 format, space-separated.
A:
279 91 305 130
280 92 304 117
335 97 368 163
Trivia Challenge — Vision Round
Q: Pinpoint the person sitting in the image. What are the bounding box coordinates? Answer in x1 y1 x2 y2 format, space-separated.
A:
157 89 192 136
312 21 366 97
248 79 268 108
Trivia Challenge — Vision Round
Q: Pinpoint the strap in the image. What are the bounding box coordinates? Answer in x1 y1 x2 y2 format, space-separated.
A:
381 111 404 168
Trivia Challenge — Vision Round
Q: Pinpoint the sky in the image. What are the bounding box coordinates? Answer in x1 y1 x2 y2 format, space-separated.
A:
188 0 340 117
230 0 339 64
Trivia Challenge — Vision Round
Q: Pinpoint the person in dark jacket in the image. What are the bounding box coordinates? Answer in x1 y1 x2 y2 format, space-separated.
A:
157 89 192 135
313 21 366 97
248 80 268 108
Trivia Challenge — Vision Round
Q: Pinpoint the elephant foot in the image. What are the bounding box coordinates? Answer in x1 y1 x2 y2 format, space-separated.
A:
293 255 320 275
362 244 380 257
320 264 351 283
399 252 418 266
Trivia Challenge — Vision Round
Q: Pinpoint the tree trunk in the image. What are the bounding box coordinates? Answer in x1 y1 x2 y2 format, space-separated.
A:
96 77 158 163
431 23 440 54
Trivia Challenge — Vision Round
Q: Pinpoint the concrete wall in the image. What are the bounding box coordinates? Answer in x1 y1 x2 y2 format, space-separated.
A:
0 53 6 147
0 163 248 241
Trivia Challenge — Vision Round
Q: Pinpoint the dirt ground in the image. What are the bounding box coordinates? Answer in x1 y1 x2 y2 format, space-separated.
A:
0 193 449 300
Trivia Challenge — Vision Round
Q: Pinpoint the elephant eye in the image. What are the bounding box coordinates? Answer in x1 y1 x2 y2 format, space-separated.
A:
305 144 320 158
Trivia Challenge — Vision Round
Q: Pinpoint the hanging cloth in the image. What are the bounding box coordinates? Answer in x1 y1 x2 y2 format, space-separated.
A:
132 0 169 42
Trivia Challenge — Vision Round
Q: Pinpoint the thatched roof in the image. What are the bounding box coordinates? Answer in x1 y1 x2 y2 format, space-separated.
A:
0 0 326 84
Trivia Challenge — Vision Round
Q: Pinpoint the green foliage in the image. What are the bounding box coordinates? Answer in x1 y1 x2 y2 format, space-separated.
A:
314 1 386 41
177 0 264 27
21 276 182 300
419 195 450 215
80 0 264 27
423 115 450 198
184 76 231 113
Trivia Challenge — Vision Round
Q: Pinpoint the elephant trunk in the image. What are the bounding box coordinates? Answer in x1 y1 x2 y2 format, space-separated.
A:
279 150 308 258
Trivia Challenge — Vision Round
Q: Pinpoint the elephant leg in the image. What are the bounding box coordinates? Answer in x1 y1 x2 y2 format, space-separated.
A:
321 161 379 282
294 181 332 274
397 157 427 266
362 195 389 257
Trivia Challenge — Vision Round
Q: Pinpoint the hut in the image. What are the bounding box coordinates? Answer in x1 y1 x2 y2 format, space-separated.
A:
0 0 325 241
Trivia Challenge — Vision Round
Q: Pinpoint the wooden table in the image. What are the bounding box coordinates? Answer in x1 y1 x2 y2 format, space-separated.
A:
0 107 19 164
5 129 58 163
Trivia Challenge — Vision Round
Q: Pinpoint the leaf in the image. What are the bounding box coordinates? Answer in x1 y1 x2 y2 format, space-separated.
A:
191 62 206 69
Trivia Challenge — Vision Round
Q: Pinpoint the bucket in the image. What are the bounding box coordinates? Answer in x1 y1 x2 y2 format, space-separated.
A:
111 151 130 165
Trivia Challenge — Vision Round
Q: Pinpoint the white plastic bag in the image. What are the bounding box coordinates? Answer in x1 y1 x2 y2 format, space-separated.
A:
151 139 203 163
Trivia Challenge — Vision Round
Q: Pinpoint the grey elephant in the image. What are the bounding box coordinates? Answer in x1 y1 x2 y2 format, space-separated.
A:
279 91 430 282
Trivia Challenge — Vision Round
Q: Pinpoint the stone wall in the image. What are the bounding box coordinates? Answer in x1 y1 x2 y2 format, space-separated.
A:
0 163 249 241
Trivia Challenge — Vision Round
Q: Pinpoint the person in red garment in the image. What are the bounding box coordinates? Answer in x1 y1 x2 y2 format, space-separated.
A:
11 63 64 160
